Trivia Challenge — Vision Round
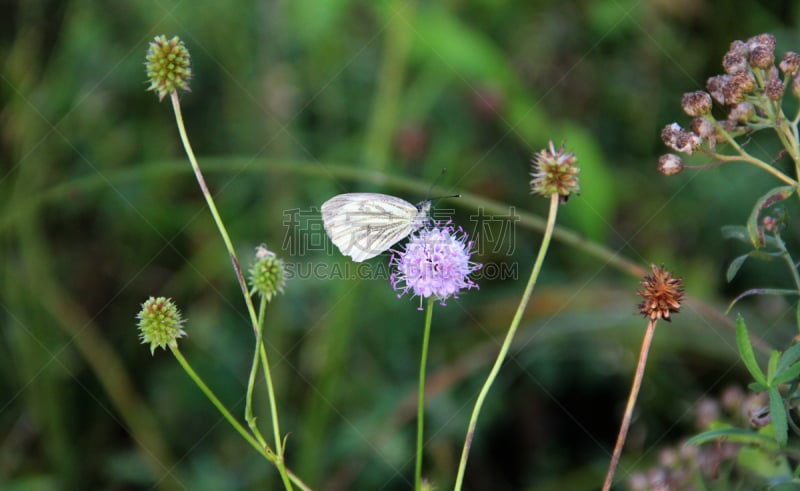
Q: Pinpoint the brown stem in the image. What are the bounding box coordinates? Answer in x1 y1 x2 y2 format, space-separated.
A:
602 318 658 491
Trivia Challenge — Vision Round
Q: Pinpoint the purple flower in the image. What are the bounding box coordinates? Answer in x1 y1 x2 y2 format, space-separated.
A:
390 222 481 308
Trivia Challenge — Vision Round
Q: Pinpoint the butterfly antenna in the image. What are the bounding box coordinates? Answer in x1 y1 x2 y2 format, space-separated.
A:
425 168 448 201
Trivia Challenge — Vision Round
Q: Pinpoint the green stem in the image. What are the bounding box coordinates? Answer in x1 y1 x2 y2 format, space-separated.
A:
602 318 658 491
171 346 273 458
172 347 310 490
169 92 261 331
706 119 798 187
169 92 291 488
776 232 800 292
245 297 269 448
453 193 560 490
415 297 435 490
260 338 291 490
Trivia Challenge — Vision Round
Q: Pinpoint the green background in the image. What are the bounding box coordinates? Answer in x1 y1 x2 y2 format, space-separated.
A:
2 0 800 489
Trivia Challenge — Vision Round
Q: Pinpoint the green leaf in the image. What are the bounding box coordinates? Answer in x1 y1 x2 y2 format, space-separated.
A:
768 386 788 446
773 361 800 386
726 254 751 282
684 426 779 448
778 343 800 374
722 225 750 242
746 186 794 249
737 315 767 386
768 350 781 384
723 224 780 248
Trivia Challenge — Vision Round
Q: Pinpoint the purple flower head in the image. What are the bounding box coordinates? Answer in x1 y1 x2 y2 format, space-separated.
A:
390 221 482 309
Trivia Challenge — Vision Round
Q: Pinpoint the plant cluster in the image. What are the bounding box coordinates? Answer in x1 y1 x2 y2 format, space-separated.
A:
135 31 800 490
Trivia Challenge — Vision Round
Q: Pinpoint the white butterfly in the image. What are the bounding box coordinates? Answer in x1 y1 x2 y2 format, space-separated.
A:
321 193 431 262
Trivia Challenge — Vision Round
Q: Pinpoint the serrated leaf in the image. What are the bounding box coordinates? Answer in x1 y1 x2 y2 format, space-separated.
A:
737 315 767 386
684 426 778 448
768 386 788 446
746 186 794 249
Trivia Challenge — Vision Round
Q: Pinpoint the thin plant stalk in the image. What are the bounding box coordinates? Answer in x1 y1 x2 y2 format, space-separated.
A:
170 347 310 491
246 297 269 448
415 297 435 490
708 118 798 187
454 192 560 490
602 318 658 491
169 91 261 329
775 231 800 292
169 91 291 488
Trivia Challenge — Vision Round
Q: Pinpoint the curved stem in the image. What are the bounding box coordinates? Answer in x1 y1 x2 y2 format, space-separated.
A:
707 115 797 187
454 193 560 490
702 142 797 188
169 92 290 488
602 318 658 491
172 347 309 490
415 297 435 490
169 92 261 331
171 346 273 459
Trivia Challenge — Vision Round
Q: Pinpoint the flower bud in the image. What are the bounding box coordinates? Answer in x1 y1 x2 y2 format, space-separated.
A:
746 33 776 52
765 70 784 101
248 245 286 301
658 154 684 176
779 52 800 76
723 40 748 74
728 102 754 123
661 123 701 155
707 75 731 104
681 91 712 116
749 45 774 70
690 117 717 150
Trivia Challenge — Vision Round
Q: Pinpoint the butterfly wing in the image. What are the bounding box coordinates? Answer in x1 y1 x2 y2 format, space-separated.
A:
321 193 427 262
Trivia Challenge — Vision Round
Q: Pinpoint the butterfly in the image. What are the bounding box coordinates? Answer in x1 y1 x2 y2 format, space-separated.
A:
321 193 431 262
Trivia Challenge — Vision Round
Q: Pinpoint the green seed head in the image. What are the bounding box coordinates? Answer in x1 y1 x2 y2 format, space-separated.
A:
145 35 192 101
136 296 187 354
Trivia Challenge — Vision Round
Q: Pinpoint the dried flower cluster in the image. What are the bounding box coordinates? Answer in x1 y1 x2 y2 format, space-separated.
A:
637 264 684 322
659 33 800 175
530 141 580 199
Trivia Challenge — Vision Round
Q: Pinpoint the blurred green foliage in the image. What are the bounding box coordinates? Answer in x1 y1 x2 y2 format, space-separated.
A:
1 0 800 490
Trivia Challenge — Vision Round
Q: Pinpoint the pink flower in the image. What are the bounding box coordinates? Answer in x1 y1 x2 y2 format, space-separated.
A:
390 222 481 308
